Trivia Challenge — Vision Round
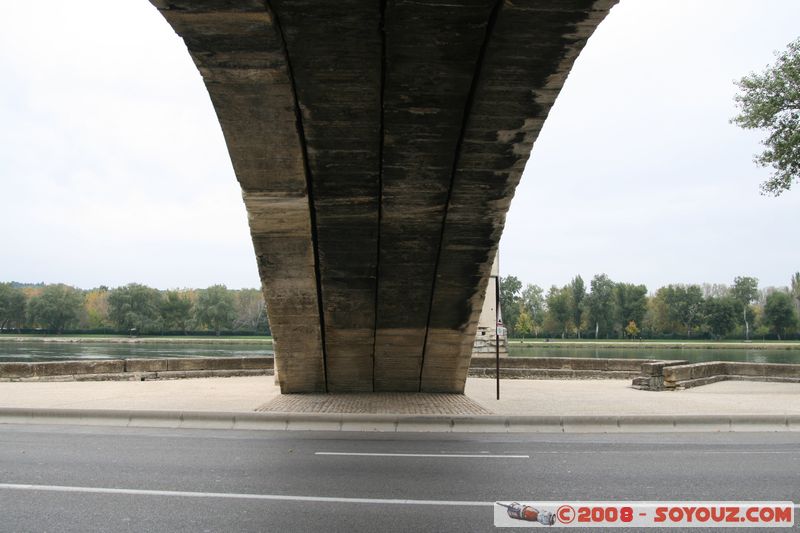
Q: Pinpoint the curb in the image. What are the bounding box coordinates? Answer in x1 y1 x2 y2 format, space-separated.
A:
0 408 797 433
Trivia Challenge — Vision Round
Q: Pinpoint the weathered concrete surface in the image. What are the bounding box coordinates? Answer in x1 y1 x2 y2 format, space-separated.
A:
151 0 617 392
632 361 800 391
0 357 274 381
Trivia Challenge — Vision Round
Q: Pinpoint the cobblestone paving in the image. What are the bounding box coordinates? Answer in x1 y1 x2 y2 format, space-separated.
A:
256 393 493 415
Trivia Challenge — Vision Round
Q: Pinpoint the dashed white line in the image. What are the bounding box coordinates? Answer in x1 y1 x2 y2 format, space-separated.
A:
314 452 529 458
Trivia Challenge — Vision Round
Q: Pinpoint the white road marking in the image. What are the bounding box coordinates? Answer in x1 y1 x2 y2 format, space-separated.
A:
0 483 492 506
315 452 529 458
527 450 800 455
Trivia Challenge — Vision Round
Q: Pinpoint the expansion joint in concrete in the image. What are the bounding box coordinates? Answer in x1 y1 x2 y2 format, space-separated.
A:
418 0 504 391
265 0 329 392
371 0 388 392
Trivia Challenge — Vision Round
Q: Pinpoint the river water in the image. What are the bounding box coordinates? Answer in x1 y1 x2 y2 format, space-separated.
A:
0 340 798 364
508 344 800 364
0 341 274 362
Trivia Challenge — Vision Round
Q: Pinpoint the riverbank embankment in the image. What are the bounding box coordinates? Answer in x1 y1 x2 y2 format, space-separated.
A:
0 335 272 345
508 340 800 350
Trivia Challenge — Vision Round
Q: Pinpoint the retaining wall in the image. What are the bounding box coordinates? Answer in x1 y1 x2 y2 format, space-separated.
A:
1 356 660 382
467 356 664 380
661 361 800 390
0 357 275 382
631 361 800 390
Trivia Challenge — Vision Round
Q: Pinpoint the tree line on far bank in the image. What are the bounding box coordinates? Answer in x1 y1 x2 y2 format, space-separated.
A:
501 273 800 341
0 282 269 336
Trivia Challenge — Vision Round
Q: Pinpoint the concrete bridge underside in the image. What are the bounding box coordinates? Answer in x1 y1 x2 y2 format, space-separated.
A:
152 0 616 393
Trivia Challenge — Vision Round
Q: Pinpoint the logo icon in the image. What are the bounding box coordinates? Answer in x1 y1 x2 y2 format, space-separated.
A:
556 505 576 524
497 502 556 526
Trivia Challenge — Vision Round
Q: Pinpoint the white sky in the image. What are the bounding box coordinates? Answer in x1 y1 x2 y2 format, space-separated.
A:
0 0 798 292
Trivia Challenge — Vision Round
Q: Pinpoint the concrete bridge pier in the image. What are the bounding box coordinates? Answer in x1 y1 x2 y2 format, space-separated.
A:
151 0 617 393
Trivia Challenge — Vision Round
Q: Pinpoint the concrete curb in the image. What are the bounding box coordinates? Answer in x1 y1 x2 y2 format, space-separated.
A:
0 408 797 433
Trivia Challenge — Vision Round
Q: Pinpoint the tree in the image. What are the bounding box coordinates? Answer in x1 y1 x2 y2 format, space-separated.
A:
624 320 639 339
645 289 674 337
83 288 111 330
27 284 83 333
499 275 522 337
195 285 236 335
586 274 615 339
0 283 27 332
662 284 704 338
233 288 270 334
569 275 586 338
108 284 163 334
732 37 800 195
160 291 194 333
545 285 571 338
731 276 759 340
763 291 797 340
515 310 533 340
703 296 738 339
613 283 648 338
791 272 800 315
519 284 544 337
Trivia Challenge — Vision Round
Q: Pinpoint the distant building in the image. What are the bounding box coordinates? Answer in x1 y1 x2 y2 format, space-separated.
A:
472 252 508 357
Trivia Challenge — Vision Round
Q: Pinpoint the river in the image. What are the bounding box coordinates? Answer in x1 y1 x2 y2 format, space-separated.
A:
0 339 798 364
508 344 800 364
0 340 274 362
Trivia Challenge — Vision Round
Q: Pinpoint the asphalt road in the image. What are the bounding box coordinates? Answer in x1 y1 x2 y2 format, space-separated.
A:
0 425 797 532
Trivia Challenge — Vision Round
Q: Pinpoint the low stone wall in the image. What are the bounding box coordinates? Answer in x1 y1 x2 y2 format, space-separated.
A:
661 361 800 390
468 356 662 380
630 360 690 390
0 357 274 382
2 356 660 382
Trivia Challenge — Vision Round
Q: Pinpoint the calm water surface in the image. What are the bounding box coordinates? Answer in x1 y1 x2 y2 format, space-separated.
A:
1 340 798 364
508 344 800 364
0 341 273 362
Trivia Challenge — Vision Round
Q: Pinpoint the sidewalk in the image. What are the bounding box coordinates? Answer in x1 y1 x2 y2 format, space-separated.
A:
1 377 799 433
1 376 799 416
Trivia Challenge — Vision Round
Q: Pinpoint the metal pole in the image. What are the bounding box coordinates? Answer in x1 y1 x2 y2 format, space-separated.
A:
495 272 500 400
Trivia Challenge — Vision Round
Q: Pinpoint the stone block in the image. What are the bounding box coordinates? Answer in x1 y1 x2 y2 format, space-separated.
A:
125 359 169 373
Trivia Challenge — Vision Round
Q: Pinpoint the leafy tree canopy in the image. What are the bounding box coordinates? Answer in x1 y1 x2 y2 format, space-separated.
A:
764 291 798 340
732 37 800 195
27 284 83 333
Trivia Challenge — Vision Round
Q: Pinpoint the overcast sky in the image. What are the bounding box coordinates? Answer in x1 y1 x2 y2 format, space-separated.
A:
1 0 798 292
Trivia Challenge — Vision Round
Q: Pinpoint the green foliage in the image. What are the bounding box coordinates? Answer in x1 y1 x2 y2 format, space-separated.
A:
661 284 704 337
569 275 586 338
586 274 615 338
499 275 522 336
195 285 236 335
613 283 648 337
624 320 639 339
515 310 533 339
233 288 270 334
108 283 163 333
27 284 83 333
545 285 571 338
731 276 759 340
160 291 194 332
732 37 800 195
0 281 270 336
0 283 27 332
703 296 739 338
520 284 544 334
764 291 798 340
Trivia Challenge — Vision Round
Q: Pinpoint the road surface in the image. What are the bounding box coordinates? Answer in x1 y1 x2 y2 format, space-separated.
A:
0 425 797 532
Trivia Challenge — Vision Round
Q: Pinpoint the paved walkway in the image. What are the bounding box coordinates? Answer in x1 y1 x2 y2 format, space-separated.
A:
1 376 799 416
